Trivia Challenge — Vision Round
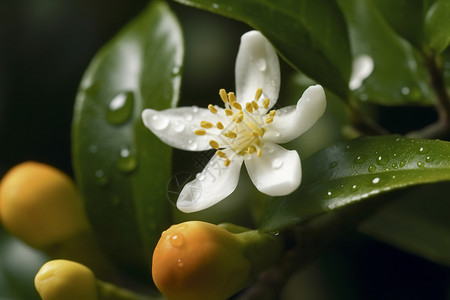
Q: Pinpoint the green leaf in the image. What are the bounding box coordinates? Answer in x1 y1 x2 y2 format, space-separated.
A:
260 136 450 232
173 0 352 99
72 1 183 275
338 0 435 105
360 182 450 266
425 0 450 53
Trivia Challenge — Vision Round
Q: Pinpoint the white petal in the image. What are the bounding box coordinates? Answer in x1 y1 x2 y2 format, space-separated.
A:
142 107 223 151
264 85 326 144
245 143 301 196
235 31 280 108
349 54 374 90
177 155 244 212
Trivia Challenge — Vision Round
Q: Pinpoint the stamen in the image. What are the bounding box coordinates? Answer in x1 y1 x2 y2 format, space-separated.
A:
263 98 270 109
216 150 227 158
225 109 233 116
227 131 237 139
269 110 276 117
219 89 228 103
234 114 244 123
228 92 236 104
232 102 242 111
251 101 259 110
255 88 263 100
232 111 243 122
251 131 261 138
216 122 224 130
265 116 274 124
209 140 220 150
200 121 213 129
257 148 262 157
224 159 231 167
208 104 218 114
248 145 256 154
194 129 206 135
245 102 253 113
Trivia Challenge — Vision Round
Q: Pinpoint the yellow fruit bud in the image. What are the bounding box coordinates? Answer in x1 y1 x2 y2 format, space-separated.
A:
0 162 90 249
34 259 98 300
152 221 251 300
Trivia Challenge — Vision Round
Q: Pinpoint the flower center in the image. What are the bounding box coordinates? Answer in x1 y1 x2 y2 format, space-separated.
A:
194 88 276 167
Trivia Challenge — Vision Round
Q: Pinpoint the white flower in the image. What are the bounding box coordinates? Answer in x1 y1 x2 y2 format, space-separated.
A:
142 31 326 213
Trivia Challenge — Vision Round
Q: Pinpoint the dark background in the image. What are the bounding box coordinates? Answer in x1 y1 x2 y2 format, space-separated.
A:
0 0 449 299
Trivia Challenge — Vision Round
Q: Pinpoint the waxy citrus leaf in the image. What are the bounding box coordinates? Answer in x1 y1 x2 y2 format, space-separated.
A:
173 0 352 99
424 0 450 53
260 136 450 232
72 1 183 275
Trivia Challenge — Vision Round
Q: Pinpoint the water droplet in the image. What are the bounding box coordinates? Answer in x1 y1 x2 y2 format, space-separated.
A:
353 155 366 164
376 155 389 166
392 175 396 179
185 114 193 121
196 172 206 181
329 161 338 169
368 164 377 173
177 258 184 267
272 159 283 169
391 162 398 169
257 58 267 71
172 121 185 133
212 3 219 9
264 144 275 153
417 161 425 168
399 160 407 168
372 177 380 184
425 156 434 163
345 145 351 150
95 169 108 186
106 91 134 125
170 234 185 248
117 147 137 173
417 146 428 154
150 114 169 130
187 140 198 151
192 106 199 113
351 184 360 191
171 66 182 76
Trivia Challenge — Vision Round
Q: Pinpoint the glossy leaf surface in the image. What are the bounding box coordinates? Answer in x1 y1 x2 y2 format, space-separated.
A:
260 136 450 232
424 0 450 53
72 1 183 274
173 0 352 99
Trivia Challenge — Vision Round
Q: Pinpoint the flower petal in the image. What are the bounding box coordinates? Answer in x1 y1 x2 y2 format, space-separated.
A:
177 155 244 212
264 85 326 144
245 143 301 196
235 31 280 108
142 107 223 151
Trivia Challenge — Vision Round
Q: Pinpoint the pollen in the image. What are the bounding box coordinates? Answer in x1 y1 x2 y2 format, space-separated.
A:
216 122 224 130
224 159 231 167
194 129 206 136
219 89 228 103
232 102 242 111
228 92 236 104
208 104 218 114
255 88 263 100
263 98 270 109
245 102 253 113
200 121 213 129
209 140 220 150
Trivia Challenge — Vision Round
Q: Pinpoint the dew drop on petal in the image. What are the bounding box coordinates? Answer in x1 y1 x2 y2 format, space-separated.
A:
150 114 169 130
106 91 134 125
257 58 267 71
172 121 185 133
187 140 198 151
271 158 283 169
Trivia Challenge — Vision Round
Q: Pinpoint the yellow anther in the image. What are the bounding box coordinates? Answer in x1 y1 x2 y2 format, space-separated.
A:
251 131 261 138
219 89 228 103
245 102 253 113
194 129 206 135
269 110 276 117
227 131 237 139
257 148 262 157
255 88 263 100
228 92 236 104
232 102 242 111
232 111 243 122
216 122 224 130
216 150 227 158
263 98 270 109
224 159 231 167
248 145 256 154
234 114 244 123
200 121 213 129
225 109 233 116
265 116 274 124
209 140 220 150
208 104 218 114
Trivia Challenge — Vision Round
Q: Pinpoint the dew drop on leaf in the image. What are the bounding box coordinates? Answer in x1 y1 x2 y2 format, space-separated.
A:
368 164 377 173
353 155 366 164
106 91 134 125
117 147 138 173
95 169 109 186
417 161 425 168
372 177 380 184
376 155 389 166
